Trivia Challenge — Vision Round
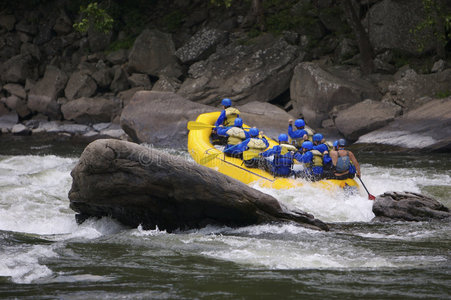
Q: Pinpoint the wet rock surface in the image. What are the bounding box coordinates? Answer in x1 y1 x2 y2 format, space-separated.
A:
69 139 329 232
372 191 451 222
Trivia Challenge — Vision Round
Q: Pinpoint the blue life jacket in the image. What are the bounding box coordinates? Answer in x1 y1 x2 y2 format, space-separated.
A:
336 151 351 173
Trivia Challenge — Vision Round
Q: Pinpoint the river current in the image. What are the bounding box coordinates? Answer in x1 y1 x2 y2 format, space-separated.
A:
0 139 450 299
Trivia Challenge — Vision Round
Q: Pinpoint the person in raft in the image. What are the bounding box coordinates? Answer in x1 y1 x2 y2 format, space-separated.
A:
294 140 324 181
259 133 297 177
216 117 250 154
212 98 241 144
312 133 333 174
225 127 269 161
329 139 361 179
288 118 309 149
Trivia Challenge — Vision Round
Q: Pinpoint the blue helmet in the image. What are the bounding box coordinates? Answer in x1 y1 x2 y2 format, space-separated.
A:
234 117 243 127
333 140 338 148
302 141 313 150
221 98 231 107
338 139 346 147
278 133 288 142
249 128 259 137
294 119 305 128
313 133 323 142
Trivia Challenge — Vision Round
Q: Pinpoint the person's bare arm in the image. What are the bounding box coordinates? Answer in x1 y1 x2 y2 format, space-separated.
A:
330 150 338 166
348 151 361 177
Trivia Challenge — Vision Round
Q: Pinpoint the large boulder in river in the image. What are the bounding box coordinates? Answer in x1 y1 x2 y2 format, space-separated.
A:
356 98 451 151
69 139 328 231
335 99 402 142
0 54 38 83
372 191 450 222
120 91 215 148
177 33 300 105
61 97 121 124
290 62 381 128
28 66 68 119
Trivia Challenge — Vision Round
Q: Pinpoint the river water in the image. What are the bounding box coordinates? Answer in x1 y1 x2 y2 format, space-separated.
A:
0 138 450 299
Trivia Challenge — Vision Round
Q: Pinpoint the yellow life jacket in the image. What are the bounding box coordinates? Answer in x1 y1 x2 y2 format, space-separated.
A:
312 149 323 167
291 137 305 148
280 143 297 155
243 138 268 159
223 107 240 127
325 141 333 151
226 127 246 145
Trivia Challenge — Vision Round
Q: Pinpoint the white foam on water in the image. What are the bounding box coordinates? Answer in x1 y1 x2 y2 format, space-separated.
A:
0 244 57 284
0 155 78 235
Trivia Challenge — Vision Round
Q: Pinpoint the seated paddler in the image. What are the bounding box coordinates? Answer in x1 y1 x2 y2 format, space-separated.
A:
259 133 297 177
216 117 250 153
241 128 270 168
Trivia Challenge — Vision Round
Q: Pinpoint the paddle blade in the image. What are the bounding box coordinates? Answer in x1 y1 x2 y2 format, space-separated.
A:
187 121 215 130
368 194 376 201
199 153 220 164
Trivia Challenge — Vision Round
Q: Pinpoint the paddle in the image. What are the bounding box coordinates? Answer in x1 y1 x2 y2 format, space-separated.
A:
187 121 215 130
199 152 221 164
357 176 376 200
187 121 251 130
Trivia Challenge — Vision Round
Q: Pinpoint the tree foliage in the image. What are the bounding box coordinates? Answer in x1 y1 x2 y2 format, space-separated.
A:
73 2 114 34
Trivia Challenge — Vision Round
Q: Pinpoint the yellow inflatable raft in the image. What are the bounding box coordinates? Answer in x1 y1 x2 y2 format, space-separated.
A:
187 112 358 191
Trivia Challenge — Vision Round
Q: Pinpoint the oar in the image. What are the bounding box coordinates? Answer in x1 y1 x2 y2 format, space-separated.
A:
199 152 221 164
187 121 251 130
187 121 215 130
357 176 376 200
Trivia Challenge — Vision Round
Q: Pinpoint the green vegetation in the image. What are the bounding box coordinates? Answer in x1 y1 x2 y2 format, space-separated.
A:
106 36 136 53
73 2 114 34
435 90 451 98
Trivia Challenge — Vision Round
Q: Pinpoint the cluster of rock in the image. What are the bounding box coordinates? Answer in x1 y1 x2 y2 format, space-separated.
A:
0 0 450 151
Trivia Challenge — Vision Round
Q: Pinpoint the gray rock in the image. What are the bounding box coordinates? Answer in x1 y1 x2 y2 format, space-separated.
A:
431 60 446 73
64 70 98 100
178 34 300 105
93 122 112 131
290 62 381 128
58 123 91 134
88 28 112 52
106 49 129 65
372 191 450 221
152 75 180 92
69 139 328 231
15 19 37 35
99 128 126 139
28 66 68 119
117 87 145 107
5 95 30 118
2 83 26 99
386 68 451 110
61 97 121 124
11 123 31 135
128 29 178 77
120 91 215 148
53 9 73 35
128 73 152 89
175 27 228 64
20 42 41 60
366 0 434 55
357 97 451 151
237 102 296 141
0 14 16 31
110 66 130 93
0 112 19 130
335 99 402 141
0 54 38 83
334 38 357 63
92 67 114 89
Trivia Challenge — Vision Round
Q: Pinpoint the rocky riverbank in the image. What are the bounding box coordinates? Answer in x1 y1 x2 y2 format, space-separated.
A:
0 0 450 151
